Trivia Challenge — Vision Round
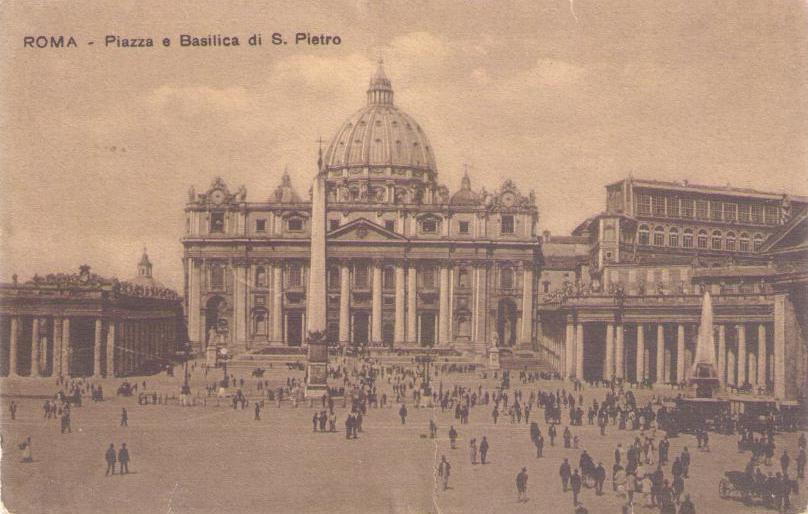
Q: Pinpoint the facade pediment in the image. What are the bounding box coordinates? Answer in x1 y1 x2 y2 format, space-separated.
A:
327 218 407 241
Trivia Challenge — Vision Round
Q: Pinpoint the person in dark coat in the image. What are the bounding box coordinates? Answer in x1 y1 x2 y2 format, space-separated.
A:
560 458 572 491
120 408 128 427
105 444 116 475
796 448 806 479
549 423 557 446
570 469 583 505
681 447 690 478
594 462 606 495
448 426 458 449
479 436 489 464
516 467 528 502
118 443 130 474
399 404 407 424
535 434 544 458
781 449 790 476
344 414 353 439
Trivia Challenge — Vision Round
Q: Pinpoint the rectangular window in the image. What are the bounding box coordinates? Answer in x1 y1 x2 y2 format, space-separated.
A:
422 268 435 289
210 212 225 233
751 204 763 224
458 268 469 289
458 221 470 234
696 200 708 220
354 265 368 288
383 267 395 289
652 194 666 216
681 199 694 218
422 219 437 233
327 322 339 343
210 264 225 289
384 220 395 231
543 281 550 293
710 201 723 221
682 233 693 248
288 265 302 287
724 203 736 223
501 215 515 234
636 193 651 215
255 295 266 306
288 218 303 231
738 203 751 223
328 268 340 289
329 219 340 231
667 197 679 217
653 230 665 246
669 232 679 247
255 219 267 232
765 205 779 225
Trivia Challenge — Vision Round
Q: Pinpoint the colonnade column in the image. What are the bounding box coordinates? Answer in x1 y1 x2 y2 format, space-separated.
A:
338 263 350 344
406 263 417 344
30 318 41 377
106 321 116 377
93 318 103 377
575 322 584 380
8 316 18 377
438 265 450 345
520 265 533 344
737 324 747 386
394 264 405 344
564 317 575 379
757 324 767 389
636 324 645 383
773 294 786 399
272 263 283 344
717 324 726 386
615 323 624 380
604 322 614 380
656 324 665 384
61 318 71 378
676 324 686 384
371 262 382 344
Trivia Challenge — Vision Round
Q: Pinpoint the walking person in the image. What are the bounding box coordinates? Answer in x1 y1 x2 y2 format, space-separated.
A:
469 438 477 465
781 449 790 476
560 458 572 491
118 443 130 474
19 436 32 463
796 448 806 479
105 443 117 476
571 469 583 505
399 403 408 424
516 467 529 502
254 402 261 421
479 436 489 464
120 408 128 427
437 455 451 491
448 425 458 449
9 401 17 421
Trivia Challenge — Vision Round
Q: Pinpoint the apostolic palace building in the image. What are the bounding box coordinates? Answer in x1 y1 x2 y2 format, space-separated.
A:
181 63 807 401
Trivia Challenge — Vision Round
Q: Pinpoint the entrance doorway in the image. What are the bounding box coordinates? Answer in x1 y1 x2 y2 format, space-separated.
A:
205 296 229 348
353 312 369 346
287 312 303 346
496 299 518 347
420 313 436 346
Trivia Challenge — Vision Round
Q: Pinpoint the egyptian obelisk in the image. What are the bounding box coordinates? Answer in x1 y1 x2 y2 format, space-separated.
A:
305 150 329 397
688 290 721 397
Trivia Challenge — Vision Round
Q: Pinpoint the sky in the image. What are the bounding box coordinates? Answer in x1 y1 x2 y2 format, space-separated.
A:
1 0 806 290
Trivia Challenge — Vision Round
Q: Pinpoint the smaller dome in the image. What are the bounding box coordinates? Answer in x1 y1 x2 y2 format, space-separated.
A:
450 172 480 205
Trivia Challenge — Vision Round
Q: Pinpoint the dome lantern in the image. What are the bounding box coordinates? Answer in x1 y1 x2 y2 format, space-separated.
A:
367 58 394 106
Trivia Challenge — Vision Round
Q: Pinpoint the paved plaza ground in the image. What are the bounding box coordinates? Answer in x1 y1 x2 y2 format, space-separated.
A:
0 362 806 514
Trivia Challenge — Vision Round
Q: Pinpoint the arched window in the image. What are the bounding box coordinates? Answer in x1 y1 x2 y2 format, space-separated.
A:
638 225 650 246
739 232 750 252
682 228 694 248
668 227 679 247
725 232 736 252
697 230 708 249
711 230 722 250
255 266 267 288
501 268 514 289
653 226 665 246
753 234 764 252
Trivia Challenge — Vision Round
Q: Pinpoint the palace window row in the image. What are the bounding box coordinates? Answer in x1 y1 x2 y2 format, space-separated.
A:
637 224 764 252
634 193 780 225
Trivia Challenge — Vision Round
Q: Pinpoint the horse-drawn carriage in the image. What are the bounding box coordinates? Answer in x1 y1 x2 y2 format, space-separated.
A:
116 381 134 397
251 367 265 378
719 471 774 505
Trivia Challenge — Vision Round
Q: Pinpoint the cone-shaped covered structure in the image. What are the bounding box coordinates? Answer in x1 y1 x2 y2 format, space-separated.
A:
688 291 721 397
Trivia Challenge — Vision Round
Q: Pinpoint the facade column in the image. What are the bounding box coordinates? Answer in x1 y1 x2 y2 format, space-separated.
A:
575 322 584 380
773 294 786 399
604 322 614 380
636 324 645 383
737 324 747 386
438 264 450 345
565 317 575 379
8 316 19 377
272 263 283 344
676 324 686 384
106 321 116 377
475 264 488 351
656 324 665 384
94 318 103 377
31 318 41 377
61 317 71 378
371 261 382 344
406 263 417 344
615 323 624 380
520 264 534 344
394 264 405 344
717 324 726 386
757 324 767 389
338 263 350 344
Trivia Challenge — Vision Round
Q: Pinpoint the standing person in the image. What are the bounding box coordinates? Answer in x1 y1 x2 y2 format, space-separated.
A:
781 449 790 476
516 467 528 502
344 414 353 439
61 409 71 434
20 437 32 463
469 438 477 465
594 462 606 495
105 444 117 476
479 436 489 464
120 408 128 427
625 471 636 507
429 418 438 439
254 402 261 421
535 434 544 458
571 469 583 505
681 447 691 478
448 426 458 449
560 458 572 491
9 401 17 421
399 403 408 424
118 443 130 474
796 448 806 479
437 455 451 491
549 423 557 446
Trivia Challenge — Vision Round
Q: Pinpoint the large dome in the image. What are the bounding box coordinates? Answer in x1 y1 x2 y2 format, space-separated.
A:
322 61 437 175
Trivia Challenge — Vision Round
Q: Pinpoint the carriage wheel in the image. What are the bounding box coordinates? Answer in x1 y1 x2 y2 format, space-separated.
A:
718 479 729 498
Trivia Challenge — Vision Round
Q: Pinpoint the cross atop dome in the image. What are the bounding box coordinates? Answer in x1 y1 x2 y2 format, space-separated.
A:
367 58 393 105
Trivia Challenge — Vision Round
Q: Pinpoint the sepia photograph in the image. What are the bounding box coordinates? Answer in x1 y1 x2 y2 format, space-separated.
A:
0 1 806 513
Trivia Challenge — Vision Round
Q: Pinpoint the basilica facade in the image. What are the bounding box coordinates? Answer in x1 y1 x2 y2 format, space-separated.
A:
182 62 541 356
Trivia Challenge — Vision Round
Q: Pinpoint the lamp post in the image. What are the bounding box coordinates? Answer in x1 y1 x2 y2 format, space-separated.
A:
219 347 230 388
181 342 191 395
416 355 434 396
